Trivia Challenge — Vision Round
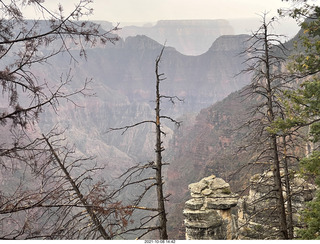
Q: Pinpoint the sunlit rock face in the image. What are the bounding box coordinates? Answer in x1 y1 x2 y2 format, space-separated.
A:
183 175 238 240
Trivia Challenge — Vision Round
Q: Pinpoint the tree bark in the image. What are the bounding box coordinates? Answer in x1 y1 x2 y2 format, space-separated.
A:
271 136 289 239
263 22 288 239
155 47 168 240
282 136 294 239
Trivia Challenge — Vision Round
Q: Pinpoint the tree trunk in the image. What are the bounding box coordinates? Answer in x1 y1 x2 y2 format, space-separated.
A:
155 48 168 240
282 136 294 239
271 136 289 239
263 23 288 239
43 135 111 240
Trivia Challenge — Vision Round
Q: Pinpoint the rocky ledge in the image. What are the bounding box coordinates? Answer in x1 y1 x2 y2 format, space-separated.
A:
184 171 317 240
183 175 238 240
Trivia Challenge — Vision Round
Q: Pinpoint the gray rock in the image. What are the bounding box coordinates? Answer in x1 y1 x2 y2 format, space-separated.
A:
206 198 238 210
188 181 207 194
185 198 204 210
208 178 230 191
184 175 239 240
200 175 216 184
183 209 223 229
184 171 317 240
201 188 213 196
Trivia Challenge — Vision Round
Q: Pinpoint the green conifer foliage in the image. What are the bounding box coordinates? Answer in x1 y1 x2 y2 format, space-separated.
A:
278 1 320 239
298 152 320 239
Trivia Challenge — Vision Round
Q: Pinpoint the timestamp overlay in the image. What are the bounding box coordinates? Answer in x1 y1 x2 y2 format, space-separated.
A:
144 241 176 244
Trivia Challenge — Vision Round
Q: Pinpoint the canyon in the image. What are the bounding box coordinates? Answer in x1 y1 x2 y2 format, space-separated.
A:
0 19 306 239
35 30 253 181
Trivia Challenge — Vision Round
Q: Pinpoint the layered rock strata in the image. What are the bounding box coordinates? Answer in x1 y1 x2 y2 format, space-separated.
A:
237 170 317 239
184 172 317 240
183 175 238 240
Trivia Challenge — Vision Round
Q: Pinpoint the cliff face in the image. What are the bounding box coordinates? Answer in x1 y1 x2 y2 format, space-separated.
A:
64 34 251 114
118 19 235 55
33 33 251 180
238 170 317 239
165 34 301 239
166 90 250 238
209 34 249 52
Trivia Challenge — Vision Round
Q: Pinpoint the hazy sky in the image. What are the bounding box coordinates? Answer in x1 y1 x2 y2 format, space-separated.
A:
33 0 294 23
91 0 293 23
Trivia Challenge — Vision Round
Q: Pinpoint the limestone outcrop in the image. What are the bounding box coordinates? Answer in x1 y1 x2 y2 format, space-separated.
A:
183 175 238 240
184 172 317 240
237 170 317 239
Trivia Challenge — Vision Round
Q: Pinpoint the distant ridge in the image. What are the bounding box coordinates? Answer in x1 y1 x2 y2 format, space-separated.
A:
124 35 164 50
117 19 235 55
95 18 299 55
209 34 250 52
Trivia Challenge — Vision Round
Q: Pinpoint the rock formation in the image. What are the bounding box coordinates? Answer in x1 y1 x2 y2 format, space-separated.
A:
237 170 317 240
183 175 238 240
184 172 317 240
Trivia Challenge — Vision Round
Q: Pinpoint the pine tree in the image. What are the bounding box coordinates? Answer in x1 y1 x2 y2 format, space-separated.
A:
277 0 320 239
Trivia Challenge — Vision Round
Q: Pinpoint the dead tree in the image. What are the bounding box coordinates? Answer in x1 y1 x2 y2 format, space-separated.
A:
0 127 133 239
0 1 121 239
42 133 111 240
236 14 299 239
108 46 182 239
0 1 119 164
0 0 119 129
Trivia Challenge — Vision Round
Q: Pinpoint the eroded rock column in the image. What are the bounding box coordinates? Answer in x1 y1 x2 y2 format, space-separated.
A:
183 175 238 240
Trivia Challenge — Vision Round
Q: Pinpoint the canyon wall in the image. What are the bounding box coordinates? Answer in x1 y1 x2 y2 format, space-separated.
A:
118 19 234 55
